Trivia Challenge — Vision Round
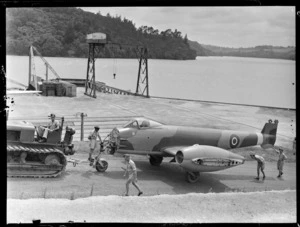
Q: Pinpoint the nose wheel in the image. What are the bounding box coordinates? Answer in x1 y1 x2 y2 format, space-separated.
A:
186 172 200 183
95 159 108 172
107 143 117 155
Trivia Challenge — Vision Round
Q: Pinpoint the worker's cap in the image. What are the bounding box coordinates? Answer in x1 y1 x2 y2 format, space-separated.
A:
278 148 283 152
123 154 130 158
48 113 56 118
94 126 100 129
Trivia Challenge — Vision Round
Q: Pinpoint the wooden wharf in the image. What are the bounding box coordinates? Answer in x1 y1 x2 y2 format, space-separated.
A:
94 81 134 95
61 78 135 96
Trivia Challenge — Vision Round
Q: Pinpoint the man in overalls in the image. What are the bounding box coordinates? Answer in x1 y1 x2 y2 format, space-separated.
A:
36 113 60 142
275 148 287 177
88 126 102 161
250 153 266 180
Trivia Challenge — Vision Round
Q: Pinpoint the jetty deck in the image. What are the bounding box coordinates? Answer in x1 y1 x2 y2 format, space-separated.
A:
60 78 135 96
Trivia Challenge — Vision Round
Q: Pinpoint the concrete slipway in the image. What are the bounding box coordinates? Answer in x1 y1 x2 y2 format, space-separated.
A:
7 87 296 223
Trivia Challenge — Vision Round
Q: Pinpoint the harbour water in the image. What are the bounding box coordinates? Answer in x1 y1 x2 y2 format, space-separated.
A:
6 55 295 109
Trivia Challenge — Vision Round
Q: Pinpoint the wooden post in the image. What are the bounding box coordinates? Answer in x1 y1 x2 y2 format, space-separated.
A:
29 46 32 87
80 113 84 141
45 63 48 81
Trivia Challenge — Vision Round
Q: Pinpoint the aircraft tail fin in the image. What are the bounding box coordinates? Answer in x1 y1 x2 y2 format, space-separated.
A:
261 119 278 149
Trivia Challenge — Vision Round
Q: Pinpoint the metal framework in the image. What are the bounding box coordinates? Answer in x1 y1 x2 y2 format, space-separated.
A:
84 39 149 98
135 47 149 97
28 46 37 90
28 46 61 90
84 43 105 98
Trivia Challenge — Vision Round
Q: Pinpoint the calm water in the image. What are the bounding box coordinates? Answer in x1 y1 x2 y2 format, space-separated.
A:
6 55 295 109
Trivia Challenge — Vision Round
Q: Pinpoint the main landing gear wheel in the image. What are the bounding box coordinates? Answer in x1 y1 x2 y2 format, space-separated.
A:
96 160 108 172
186 172 200 183
44 154 61 165
149 155 163 166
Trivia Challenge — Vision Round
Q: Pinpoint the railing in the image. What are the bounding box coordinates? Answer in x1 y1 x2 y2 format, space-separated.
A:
94 82 134 95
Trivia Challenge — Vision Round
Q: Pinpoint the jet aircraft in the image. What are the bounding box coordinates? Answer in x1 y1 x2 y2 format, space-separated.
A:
108 117 278 183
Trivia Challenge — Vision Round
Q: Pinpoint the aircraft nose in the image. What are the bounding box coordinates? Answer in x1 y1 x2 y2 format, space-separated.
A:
117 128 136 138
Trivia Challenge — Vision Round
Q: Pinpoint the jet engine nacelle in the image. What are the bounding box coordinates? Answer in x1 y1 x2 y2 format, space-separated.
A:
175 145 245 172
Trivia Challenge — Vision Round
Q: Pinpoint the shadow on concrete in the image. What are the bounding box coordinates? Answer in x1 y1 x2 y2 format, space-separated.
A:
98 159 248 194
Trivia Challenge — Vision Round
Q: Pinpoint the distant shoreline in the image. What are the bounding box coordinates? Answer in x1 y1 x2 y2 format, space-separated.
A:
195 55 295 61
189 40 295 61
5 54 296 62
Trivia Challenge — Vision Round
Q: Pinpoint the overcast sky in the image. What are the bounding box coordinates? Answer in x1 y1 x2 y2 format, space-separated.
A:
79 6 295 48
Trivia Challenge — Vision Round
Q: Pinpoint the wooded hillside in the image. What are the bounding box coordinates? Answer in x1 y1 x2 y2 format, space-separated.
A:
6 7 294 61
189 41 295 60
6 7 197 60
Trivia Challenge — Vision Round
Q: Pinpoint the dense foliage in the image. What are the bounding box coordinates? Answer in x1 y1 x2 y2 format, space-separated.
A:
6 7 197 60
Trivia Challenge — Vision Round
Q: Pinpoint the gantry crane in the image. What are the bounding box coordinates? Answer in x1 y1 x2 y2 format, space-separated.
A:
84 32 149 98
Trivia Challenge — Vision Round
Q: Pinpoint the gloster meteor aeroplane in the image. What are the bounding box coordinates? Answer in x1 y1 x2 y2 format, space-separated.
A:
108 117 278 183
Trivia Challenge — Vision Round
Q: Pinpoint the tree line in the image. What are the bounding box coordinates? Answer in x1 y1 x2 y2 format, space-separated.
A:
6 7 197 60
193 43 295 61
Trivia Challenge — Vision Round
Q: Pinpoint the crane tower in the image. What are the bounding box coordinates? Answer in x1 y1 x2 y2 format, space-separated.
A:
84 32 149 98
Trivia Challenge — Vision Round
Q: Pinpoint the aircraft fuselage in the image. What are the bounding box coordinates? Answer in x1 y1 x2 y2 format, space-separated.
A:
118 125 263 155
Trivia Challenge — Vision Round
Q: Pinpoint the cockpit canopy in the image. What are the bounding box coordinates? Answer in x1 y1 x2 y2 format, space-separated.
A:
123 118 163 129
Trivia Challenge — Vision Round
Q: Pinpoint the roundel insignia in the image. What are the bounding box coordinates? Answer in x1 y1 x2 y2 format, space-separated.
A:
229 134 240 148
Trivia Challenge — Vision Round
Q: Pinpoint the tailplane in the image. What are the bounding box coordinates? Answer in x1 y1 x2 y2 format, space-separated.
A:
261 119 278 149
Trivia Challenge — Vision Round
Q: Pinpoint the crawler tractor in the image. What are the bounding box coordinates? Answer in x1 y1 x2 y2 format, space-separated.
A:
7 117 75 178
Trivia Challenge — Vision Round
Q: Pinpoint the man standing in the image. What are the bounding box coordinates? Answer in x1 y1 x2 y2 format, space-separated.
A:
88 126 102 161
275 148 287 177
122 154 143 196
36 113 60 142
250 153 266 180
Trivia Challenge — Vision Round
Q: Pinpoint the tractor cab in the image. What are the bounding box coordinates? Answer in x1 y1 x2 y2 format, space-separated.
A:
7 116 76 155
34 117 76 155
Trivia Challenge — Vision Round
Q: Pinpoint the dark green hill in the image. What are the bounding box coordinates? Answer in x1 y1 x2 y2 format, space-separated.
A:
6 7 197 60
187 40 214 56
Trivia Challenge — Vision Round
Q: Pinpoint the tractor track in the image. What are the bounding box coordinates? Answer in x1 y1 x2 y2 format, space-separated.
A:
7 143 67 178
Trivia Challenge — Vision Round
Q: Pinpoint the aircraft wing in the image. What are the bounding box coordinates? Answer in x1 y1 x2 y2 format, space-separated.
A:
161 146 187 156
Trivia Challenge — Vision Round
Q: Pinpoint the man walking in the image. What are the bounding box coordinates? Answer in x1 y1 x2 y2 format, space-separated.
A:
250 153 266 180
275 148 287 177
122 154 143 196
